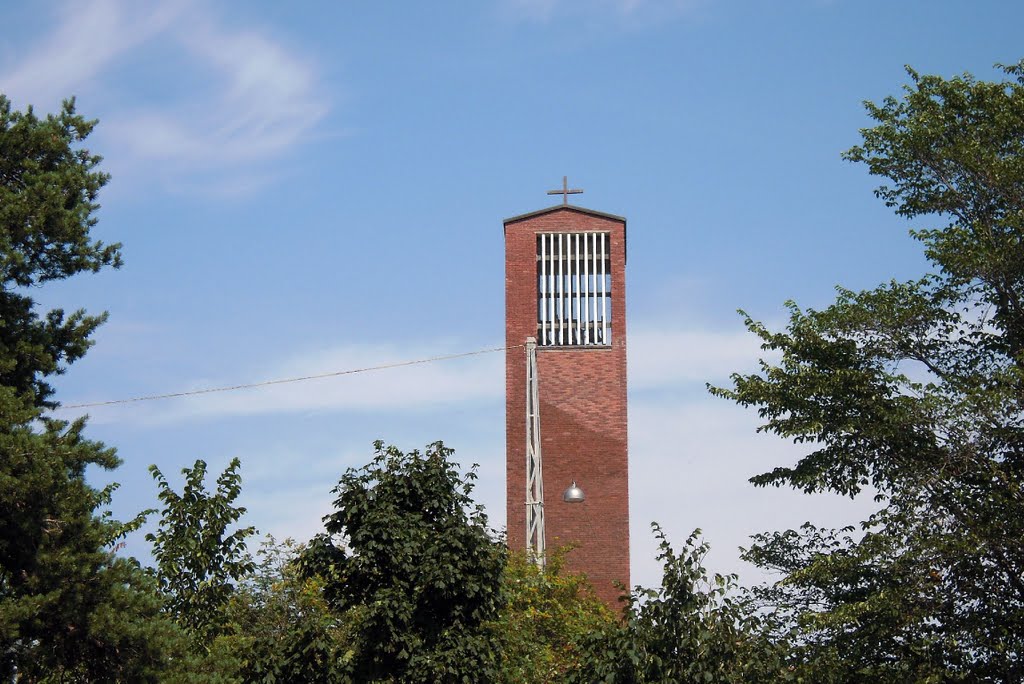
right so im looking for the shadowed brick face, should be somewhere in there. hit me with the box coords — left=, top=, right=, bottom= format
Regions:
left=505, top=206, right=629, bottom=609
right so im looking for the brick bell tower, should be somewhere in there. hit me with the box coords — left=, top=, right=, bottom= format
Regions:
left=504, top=178, right=629, bottom=607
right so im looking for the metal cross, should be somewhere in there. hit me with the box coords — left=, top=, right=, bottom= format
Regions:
left=547, top=176, right=583, bottom=206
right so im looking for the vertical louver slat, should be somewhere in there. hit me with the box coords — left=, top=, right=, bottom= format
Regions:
left=539, top=234, right=547, bottom=344
left=601, top=233, right=608, bottom=344
left=582, top=232, right=590, bottom=345
left=574, top=233, right=581, bottom=345
left=561, top=232, right=569, bottom=344
left=593, top=235, right=598, bottom=344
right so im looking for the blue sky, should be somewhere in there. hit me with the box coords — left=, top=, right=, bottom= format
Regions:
left=2, top=0, right=1020, bottom=589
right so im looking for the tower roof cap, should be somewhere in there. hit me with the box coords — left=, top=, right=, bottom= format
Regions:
left=503, top=203, right=626, bottom=227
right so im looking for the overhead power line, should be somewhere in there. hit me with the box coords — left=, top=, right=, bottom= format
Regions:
left=53, top=344, right=522, bottom=411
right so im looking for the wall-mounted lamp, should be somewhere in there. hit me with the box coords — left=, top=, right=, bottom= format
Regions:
left=562, top=480, right=585, bottom=503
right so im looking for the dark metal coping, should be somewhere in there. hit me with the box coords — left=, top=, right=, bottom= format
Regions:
left=503, top=204, right=627, bottom=263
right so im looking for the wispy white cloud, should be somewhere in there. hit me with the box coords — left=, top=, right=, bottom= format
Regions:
left=628, top=324, right=768, bottom=391
left=0, top=0, right=328, bottom=195
left=110, top=21, right=327, bottom=169
left=1, top=0, right=186, bottom=107
left=69, top=320, right=767, bottom=426
left=71, top=341, right=506, bottom=426
left=627, top=395, right=877, bottom=588
left=502, top=0, right=704, bottom=23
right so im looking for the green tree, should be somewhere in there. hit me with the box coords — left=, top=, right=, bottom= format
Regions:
left=299, top=440, right=506, bottom=683
left=0, top=95, right=179, bottom=681
left=217, top=536, right=351, bottom=683
left=714, top=61, right=1024, bottom=681
left=492, top=549, right=617, bottom=682
left=147, top=458, right=256, bottom=648
left=569, top=526, right=784, bottom=684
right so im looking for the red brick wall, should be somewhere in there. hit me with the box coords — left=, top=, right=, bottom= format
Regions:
left=505, top=206, right=629, bottom=609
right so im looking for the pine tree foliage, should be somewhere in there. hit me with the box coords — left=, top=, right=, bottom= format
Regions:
left=0, top=95, right=179, bottom=682
left=0, top=95, right=120, bottom=409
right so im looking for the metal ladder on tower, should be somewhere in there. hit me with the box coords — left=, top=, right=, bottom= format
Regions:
left=525, top=336, right=546, bottom=568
